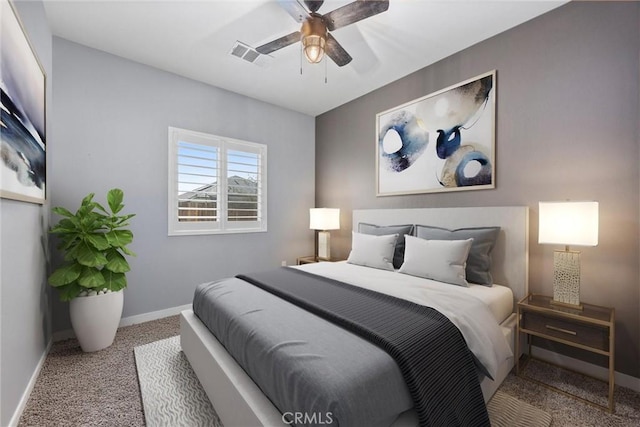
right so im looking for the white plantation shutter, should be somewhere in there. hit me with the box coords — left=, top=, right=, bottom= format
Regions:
left=226, top=148, right=262, bottom=223
left=168, top=127, right=267, bottom=235
left=177, top=141, right=219, bottom=222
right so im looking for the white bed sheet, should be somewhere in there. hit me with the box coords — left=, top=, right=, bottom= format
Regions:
left=294, top=261, right=513, bottom=381
left=460, top=282, right=513, bottom=324
left=295, top=261, right=513, bottom=323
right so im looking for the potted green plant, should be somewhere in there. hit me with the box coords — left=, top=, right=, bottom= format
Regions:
left=48, top=188, right=135, bottom=352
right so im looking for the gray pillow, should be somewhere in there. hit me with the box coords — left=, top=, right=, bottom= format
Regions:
left=415, top=225, right=500, bottom=286
left=358, top=223, right=414, bottom=269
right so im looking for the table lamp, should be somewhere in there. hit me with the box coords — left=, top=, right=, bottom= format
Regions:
left=309, top=208, right=340, bottom=261
left=538, top=201, right=599, bottom=310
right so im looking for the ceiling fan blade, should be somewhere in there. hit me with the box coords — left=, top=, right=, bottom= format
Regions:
left=303, top=0, right=324, bottom=13
left=324, top=0, right=389, bottom=31
left=256, top=31, right=301, bottom=55
left=325, top=33, right=352, bottom=67
left=276, top=0, right=309, bottom=23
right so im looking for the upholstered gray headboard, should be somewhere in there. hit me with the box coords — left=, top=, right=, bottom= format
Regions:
left=352, top=207, right=529, bottom=303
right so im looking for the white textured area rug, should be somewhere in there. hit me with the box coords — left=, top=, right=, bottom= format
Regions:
left=135, top=336, right=552, bottom=427
left=134, top=336, right=220, bottom=427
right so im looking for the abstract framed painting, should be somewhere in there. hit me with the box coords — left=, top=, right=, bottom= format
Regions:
left=376, top=70, right=495, bottom=196
left=1, top=0, right=46, bottom=204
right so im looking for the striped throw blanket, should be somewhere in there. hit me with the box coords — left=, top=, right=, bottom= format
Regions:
left=237, top=267, right=490, bottom=427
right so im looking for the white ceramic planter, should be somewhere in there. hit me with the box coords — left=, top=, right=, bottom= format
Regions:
left=69, top=290, right=124, bottom=352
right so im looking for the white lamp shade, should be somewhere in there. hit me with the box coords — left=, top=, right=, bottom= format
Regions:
left=538, top=201, right=599, bottom=246
left=309, top=208, right=340, bottom=231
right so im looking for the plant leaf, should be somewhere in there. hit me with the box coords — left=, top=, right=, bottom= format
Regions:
left=80, top=211, right=105, bottom=231
left=93, top=202, right=109, bottom=214
left=115, top=213, right=136, bottom=226
left=102, top=270, right=127, bottom=291
left=84, top=233, right=110, bottom=251
left=119, top=245, right=137, bottom=257
left=75, top=241, right=108, bottom=267
left=78, top=267, right=106, bottom=288
left=52, top=206, right=74, bottom=218
left=76, top=204, right=95, bottom=219
left=81, top=193, right=95, bottom=207
left=107, top=188, right=124, bottom=214
left=49, top=263, right=82, bottom=287
left=58, top=282, right=84, bottom=302
left=51, top=218, right=79, bottom=234
left=104, top=249, right=131, bottom=273
left=58, top=236, right=80, bottom=251
left=106, top=230, right=133, bottom=247
left=63, top=239, right=83, bottom=260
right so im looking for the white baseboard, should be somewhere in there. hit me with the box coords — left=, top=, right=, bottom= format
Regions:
left=118, top=303, right=192, bottom=327
left=531, top=346, right=640, bottom=393
left=8, top=339, right=52, bottom=427
left=52, top=303, right=192, bottom=342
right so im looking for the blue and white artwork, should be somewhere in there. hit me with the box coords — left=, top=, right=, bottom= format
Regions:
left=1, top=0, right=46, bottom=204
left=376, top=71, right=495, bottom=196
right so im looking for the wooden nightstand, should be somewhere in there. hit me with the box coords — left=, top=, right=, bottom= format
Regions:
left=296, top=256, right=343, bottom=265
left=516, top=293, right=615, bottom=412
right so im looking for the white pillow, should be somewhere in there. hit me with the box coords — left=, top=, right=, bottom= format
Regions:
left=399, top=235, right=473, bottom=287
left=347, top=232, right=397, bottom=271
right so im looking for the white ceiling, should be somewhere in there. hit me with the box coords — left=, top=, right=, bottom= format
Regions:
left=43, top=0, right=566, bottom=117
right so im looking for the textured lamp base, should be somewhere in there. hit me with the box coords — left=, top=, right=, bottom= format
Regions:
left=552, top=250, right=583, bottom=310
left=317, top=231, right=331, bottom=260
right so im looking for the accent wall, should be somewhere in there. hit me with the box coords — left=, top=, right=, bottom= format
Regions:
left=315, top=1, right=640, bottom=378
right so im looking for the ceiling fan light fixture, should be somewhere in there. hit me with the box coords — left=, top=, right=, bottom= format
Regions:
left=301, top=15, right=327, bottom=64
left=302, top=34, right=325, bottom=63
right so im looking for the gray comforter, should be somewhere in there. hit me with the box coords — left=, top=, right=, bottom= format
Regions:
left=193, top=277, right=413, bottom=427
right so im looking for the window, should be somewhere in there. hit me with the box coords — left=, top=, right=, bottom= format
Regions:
left=168, top=127, right=267, bottom=235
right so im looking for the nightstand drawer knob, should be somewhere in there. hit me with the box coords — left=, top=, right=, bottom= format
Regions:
left=545, top=324, right=577, bottom=336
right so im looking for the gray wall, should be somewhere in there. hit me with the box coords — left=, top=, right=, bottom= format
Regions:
left=0, top=1, right=52, bottom=425
left=316, top=1, right=640, bottom=378
left=51, top=38, right=315, bottom=332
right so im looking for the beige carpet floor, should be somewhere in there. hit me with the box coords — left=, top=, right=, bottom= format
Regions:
left=18, top=315, right=640, bottom=426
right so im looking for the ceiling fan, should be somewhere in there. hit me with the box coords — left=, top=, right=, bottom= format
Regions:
left=256, top=0, right=390, bottom=67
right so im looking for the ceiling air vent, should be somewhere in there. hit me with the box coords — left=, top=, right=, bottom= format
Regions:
left=229, top=41, right=273, bottom=68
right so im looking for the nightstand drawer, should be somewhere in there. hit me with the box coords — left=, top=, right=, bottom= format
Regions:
left=521, top=311, right=609, bottom=352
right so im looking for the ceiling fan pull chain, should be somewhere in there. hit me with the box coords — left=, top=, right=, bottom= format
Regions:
left=325, top=54, right=328, bottom=84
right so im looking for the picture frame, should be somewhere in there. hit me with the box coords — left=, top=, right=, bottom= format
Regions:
left=376, top=70, right=495, bottom=196
left=1, top=0, right=46, bottom=204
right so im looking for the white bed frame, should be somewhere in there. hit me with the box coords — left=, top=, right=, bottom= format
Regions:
left=181, top=206, right=529, bottom=427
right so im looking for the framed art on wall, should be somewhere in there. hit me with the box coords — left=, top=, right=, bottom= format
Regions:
left=376, top=70, right=495, bottom=196
left=0, top=0, right=46, bottom=204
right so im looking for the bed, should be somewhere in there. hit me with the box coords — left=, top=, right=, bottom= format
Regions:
left=180, top=206, right=529, bottom=426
